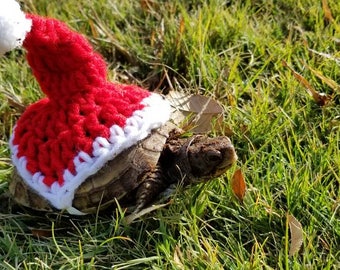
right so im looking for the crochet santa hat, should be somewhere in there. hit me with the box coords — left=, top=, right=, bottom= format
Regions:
left=0, top=0, right=170, bottom=214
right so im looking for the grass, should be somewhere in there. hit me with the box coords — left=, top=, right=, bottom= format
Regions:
left=0, top=0, right=339, bottom=268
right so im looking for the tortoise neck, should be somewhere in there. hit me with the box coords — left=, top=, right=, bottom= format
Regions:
left=161, top=137, right=196, bottom=185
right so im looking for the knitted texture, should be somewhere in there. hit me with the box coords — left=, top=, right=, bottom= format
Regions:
left=9, top=14, right=170, bottom=213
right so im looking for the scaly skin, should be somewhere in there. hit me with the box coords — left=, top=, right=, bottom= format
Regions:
left=134, top=134, right=237, bottom=211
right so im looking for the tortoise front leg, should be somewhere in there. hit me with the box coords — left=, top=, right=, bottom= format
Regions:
left=135, top=166, right=168, bottom=212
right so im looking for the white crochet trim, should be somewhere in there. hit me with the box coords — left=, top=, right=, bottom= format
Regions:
left=10, top=93, right=171, bottom=214
left=0, top=0, right=32, bottom=55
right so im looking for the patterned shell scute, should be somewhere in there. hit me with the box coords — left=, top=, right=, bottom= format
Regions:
left=71, top=122, right=175, bottom=213
left=9, top=122, right=176, bottom=213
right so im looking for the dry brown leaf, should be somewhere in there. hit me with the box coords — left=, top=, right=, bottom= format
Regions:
left=175, top=17, right=185, bottom=49
left=231, top=168, right=246, bottom=203
left=31, top=228, right=53, bottom=238
left=282, top=60, right=330, bottom=106
left=287, top=214, right=304, bottom=256
left=303, top=62, right=340, bottom=93
left=322, top=0, right=334, bottom=23
left=88, top=19, right=99, bottom=39
left=167, top=91, right=224, bottom=133
left=140, top=0, right=157, bottom=11
left=179, top=17, right=185, bottom=36
left=30, top=226, right=68, bottom=238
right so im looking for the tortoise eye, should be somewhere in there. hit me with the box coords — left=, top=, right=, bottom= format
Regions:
left=206, top=150, right=222, bottom=162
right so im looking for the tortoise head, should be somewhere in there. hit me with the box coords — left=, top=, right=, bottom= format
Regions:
left=163, top=135, right=237, bottom=185
left=184, top=135, right=237, bottom=184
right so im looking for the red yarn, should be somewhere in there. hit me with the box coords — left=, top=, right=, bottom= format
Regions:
left=24, top=14, right=107, bottom=101
left=13, top=14, right=151, bottom=186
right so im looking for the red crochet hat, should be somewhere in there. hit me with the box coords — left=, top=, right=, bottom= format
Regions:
left=0, top=1, right=170, bottom=214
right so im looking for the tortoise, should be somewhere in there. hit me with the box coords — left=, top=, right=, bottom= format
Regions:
left=9, top=121, right=237, bottom=214
left=0, top=3, right=237, bottom=215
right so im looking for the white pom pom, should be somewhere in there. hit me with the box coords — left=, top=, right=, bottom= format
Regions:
left=0, top=0, right=32, bottom=55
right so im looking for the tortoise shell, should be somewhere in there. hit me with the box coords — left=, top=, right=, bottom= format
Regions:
left=9, top=122, right=237, bottom=214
